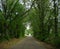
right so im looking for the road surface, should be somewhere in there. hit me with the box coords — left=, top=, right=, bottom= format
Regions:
left=9, top=37, right=47, bottom=49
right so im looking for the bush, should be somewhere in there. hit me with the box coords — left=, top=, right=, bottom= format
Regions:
left=53, top=37, right=60, bottom=49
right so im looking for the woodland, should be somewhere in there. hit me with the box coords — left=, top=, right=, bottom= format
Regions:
left=0, top=0, right=60, bottom=49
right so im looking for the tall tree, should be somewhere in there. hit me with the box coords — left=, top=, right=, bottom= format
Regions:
left=53, top=0, right=58, bottom=36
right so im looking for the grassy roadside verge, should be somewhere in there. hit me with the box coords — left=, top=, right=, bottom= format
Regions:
left=0, top=37, right=25, bottom=49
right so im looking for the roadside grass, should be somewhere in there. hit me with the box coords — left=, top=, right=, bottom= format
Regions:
left=0, top=38, right=23, bottom=49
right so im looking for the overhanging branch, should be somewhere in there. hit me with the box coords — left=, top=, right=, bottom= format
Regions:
left=11, top=0, right=35, bottom=22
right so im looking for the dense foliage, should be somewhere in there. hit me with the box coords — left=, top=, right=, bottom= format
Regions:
left=28, top=0, right=60, bottom=49
left=0, top=0, right=26, bottom=41
left=0, top=0, right=60, bottom=49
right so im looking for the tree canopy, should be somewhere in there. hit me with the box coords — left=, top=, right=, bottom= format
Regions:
left=0, top=0, right=60, bottom=49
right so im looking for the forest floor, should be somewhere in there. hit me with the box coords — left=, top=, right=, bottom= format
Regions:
left=0, top=37, right=55, bottom=49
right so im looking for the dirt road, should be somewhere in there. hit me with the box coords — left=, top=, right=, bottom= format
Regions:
left=9, top=37, right=48, bottom=49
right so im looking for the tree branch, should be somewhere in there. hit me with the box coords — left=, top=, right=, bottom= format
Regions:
left=11, top=0, right=35, bottom=22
